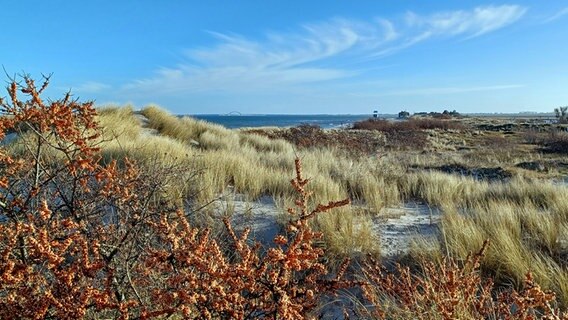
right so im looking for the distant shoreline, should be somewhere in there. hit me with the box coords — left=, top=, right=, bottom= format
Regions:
left=179, top=112, right=558, bottom=129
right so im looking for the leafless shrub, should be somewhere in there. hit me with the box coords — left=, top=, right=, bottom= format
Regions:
left=361, top=240, right=568, bottom=319
left=541, top=130, right=568, bottom=153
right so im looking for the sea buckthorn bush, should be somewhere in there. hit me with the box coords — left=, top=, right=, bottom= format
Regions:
left=0, top=75, right=350, bottom=319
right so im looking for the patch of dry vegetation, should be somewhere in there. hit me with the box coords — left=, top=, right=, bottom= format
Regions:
left=246, top=124, right=385, bottom=154
left=363, top=241, right=568, bottom=319
left=352, top=118, right=465, bottom=131
left=542, top=130, right=568, bottom=154
left=97, top=106, right=382, bottom=257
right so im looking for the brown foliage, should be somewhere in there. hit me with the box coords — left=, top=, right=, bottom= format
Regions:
left=247, top=124, right=385, bottom=154
left=361, top=240, right=567, bottom=319
left=136, top=159, right=352, bottom=319
left=350, top=118, right=467, bottom=149
left=0, top=74, right=126, bottom=319
left=0, top=75, right=351, bottom=319
left=286, top=124, right=326, bottom=148
left=541, top=130, right=568, bottom=154
left=352, top=118, right=465, bottom=132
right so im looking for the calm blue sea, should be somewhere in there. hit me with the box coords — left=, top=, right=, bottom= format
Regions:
left=189, top=114, right=395, bottom=129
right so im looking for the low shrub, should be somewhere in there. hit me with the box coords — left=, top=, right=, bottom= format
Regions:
left=285, top=123, right=327, bottom=148
left=541, top=130, right=568, bottom=153
left=0, top=75, right=352, bottom=319
left=521, top=128, right=542, bottom=145
left=384, top=130, right=428, bottom=149
left=248, top=124, right=385, bottom=154
left=352, top=118, right=465, bottom=132
left=482, top=134, right=515, bottom=150
left=361, top=241, right=568, bottom=319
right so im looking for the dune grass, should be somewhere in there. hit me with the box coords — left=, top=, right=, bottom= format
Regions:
left=97, top=105, right=142, bottom=140
left=96, top=106, right=384, bottom=257
left=438, top=197, right=568, bottom=305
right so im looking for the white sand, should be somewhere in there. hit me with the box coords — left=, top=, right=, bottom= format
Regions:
left=215, top=194, right=441, bottom=257
left=373, top=202, right=441, bottom=256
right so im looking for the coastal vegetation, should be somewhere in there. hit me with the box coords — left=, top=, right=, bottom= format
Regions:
left=1, top=75, right=568, bottom=318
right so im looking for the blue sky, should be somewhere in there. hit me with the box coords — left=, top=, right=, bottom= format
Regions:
left=2, top=1, right=567, bottom=114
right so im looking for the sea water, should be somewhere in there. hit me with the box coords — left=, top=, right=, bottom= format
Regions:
left=189, top=114, right=395, bottom=129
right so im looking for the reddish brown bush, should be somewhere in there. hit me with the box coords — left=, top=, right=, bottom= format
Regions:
left=361, top=240, right=567, bottom=319
left=136, top=159, right=352, bottom=319
left=0, top=75, right=351, bottom=319
left=247, top=124, right=385, bottom=154
left=521, top=128, right=542, bottom=145
left=350, top=118, right=465, bottom=150
left=352, top=118, right=464, bottom=132
left=285, top=124, right=328, bottom=148
left=0, top=74, right=123, bottom=319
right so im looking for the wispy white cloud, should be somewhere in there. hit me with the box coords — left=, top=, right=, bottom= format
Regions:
left=372, top=5, right=526, bottom=57
left=544, top=7, right=568, bottom=23
left=125, top=18, right=392, bottom=94
left=407, top=5, right=526, bottom=38
left=191, top=21, right=360, bottom=69
left=72, top=81, right=111, bottom=93
left=125, top=65, right=351, bottom=94
left=124, top=5, right=527, bottom=96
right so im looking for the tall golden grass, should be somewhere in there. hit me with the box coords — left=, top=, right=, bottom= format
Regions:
left=95, top=106, right=383, bottom=256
